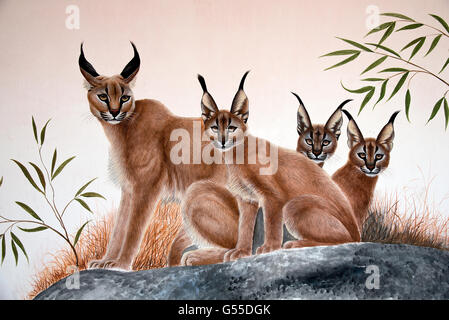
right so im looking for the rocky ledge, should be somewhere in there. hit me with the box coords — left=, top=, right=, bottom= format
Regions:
left=35, top=242, right=449, bottom=300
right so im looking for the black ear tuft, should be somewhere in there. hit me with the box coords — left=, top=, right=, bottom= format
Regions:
left=344, top=110, right=364, bottom=149
left=120, top=42, right=140, bottom=81
left=292, top=92, right=312, bottom=136
left=238, top=70, right=250, bottom=91
left=388, top=110, right=400, bottom=124
left=342, top=109, right=354, bottom=121
left=197, top=74, right=208, bottom=93
left=79, top=43, right=99, bottom=77
left=230, top=72, right=250, bottom=123
left=337, top=99, right=353, bottom=110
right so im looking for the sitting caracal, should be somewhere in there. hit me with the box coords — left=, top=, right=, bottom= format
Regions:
left=182, top=72, right=360, bottom=263
left=293, top=93, right=351, bottom=167
left=332, top=110, right=399, bottom=228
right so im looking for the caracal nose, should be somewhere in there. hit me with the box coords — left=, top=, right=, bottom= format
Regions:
left=312, top=149, right=321, bottom=157
left=366, top=163, right=375, bottom=171
left=110, top=109, right=120, bottom=118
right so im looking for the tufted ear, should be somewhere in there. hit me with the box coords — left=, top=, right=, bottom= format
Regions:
left=79, top=43, right=101, bottom=87
left=377, top=111, right=400, bottom=152
left=291, top=92, right=312, bottom=136
left=197, top=74, right=219, bottom=122
left=342, top=110, right=364, bottom=149
left=120, top=42, right=140, bottom=83
left=325, top=99, right=352, bottom=140
left=230, top=71, right=250, bottom=123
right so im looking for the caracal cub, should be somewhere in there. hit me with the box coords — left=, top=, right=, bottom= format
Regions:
left=195, top=72, right=359, bottom=261
left=293, top=93, right=351, bottom=167
left=332, top=110, right=399, bottom=228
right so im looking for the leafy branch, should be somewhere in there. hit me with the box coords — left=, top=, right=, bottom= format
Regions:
left=321, top=12, right=449, bottom=129
left=0, top=117, right=105, bottom=266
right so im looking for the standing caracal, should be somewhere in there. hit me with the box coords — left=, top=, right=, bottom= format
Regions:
left=79, top=43, right=239, bottom=270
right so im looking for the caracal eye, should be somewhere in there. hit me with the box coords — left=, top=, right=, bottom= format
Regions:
left=211, top=126, right=218, bottom=133
left=322, top=140, right=330, bottom=146
left=98, top=94, right=108, bottom=101
left=121, top=95, right=130, bottom=102
left=375, top=154, right=384, bottom=160
left=305, top=139, right=313, bottom=145
left=228, top=125, right=237, bottom=132
left=357, top=152, right=366, bottom=159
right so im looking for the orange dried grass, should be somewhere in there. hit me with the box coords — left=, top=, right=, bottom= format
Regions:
left=27, top=200, right=181, bottom=299
left=362, top=190, right=449, bottom=249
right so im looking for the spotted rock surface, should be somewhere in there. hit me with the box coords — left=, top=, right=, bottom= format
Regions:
left=35, top=242, right=449, bottom=300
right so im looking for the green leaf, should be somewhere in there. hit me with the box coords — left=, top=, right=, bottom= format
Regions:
left=18, top=226, right=48, bottom=233
left=361, top=78, right=385, bottom=82
left=365, top=22, right=393, bottom=37
left=15, top=201, right=43, bottom=222
left=40, top=119, right=51, bottom=145
left=401, top=37, right=425, bottom=52
left=341, top=82, right=374, bottom=94
left=11, top=160, right=44, bottom=195
left=320, top=50, right=360, bottom=57
left=52, top=156, right=75, bottom=181
left=81, top=192, right=106, bottom=200
left=337, top=38, right=373, bottom=52
left=444, top=98, right=449, bottom=130
left=324, top=52, right=360, bottom=71
left=409, top=37, right=425, bottom=60
left=28, top=162, right=46, bottom=191
left=405, top=89, right=411, bottom=122
left=51, top=148, right=57, bottom=176
left=381, top=12, right=415, bottom=22
left=75, top=198, right=92, bottom=213
left=32, top=117, right=38, bottom=144
left=359, top=88, right=375, bottom=114
left=439, top=57, right=449, bottom=74
left=361, top=56, right=388, bottom=75
left=425, top=34, right=442, bottom=57
left=11, top=232, right=28, bottom=263
left=11, top=239, right=18, bottom=266
left=365, top=43, right=401, bottom=58
left=429, top=14, right=449, bottom=34
left=377, top=22, right=396, bottom=47
left=374, top=79, right=389, bottom=107
left=74, top=221, right=90, bottom=246
left=379, top=67, right=409, bottom=73
left=75, top=178, right=97, bottom=197
left=388, top=72, right=409, bottom=101
left=396, top=23, right=423, bottom=31
left=1, top=235, right=5, bottom=265
left=427, top=97, right=444, bottom=123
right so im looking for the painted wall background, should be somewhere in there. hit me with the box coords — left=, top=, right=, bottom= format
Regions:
left=0, top=0, right=448, bottom=298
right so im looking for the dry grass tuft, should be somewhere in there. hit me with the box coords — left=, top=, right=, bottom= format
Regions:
left=362, top=191, right=449, bottom=250
left=27, top=200, right=181, bottom=299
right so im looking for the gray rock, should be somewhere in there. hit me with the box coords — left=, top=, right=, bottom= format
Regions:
left=34, top=242, right=449, bottom=300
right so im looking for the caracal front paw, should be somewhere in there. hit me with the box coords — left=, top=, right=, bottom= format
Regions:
left=223, top=248, right=251, bottom=262
left=88, top=258, right=132, bottom=270
left=256, top=243, right=281, bottom=255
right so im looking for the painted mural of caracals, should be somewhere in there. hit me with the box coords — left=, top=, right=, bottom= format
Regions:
left=0, top=3, right=448, bottom=302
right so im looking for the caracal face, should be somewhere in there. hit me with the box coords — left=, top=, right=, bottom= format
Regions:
left=79, top=42, right=140, bottom=124
left=344, top=109, right=399, bottom=177
left=293, top=92, right=351, bottom=166
left=198, top=72, right=250, bottom=152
